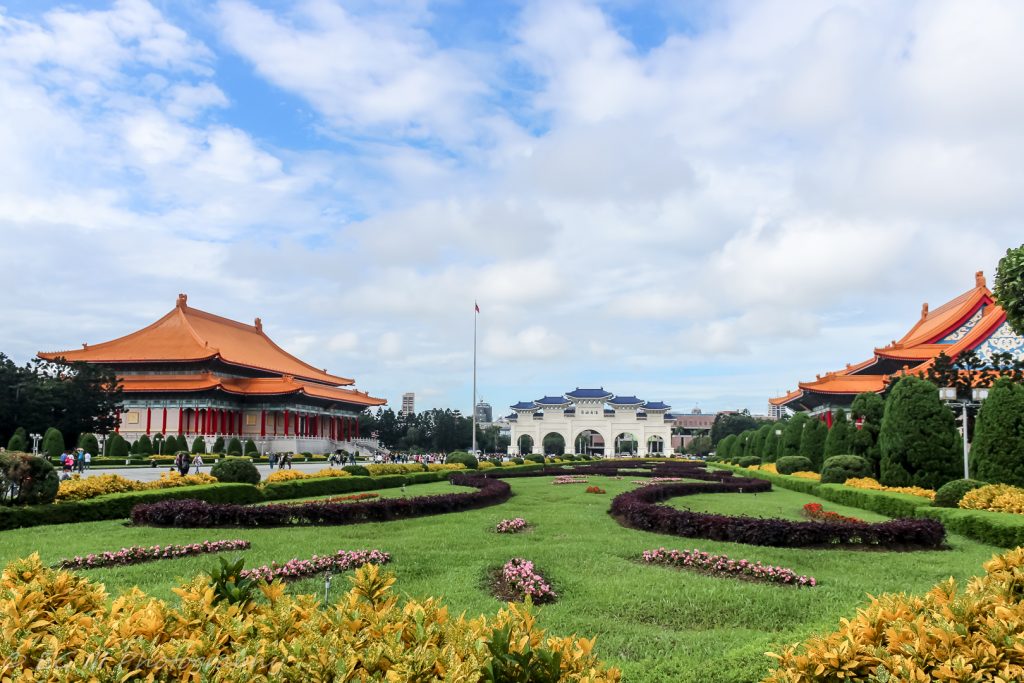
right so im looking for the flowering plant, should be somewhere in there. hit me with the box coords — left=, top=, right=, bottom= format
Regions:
left=631, top=477, right=684, bottom=485
left=802, top=502, right=863, bottom=524
left=642, top=547, right=816, bottom=587
left=240, top=549, right=391, bottom=582
left=322, top=492, right=380, bottom=503
left=498, top=558, right=557, bottom=603
left=586, top=486, right=606, bottom=494
left=552, top=475, right=589, bottom=485
left=496, top=518, right=528, bottom=533
left=58, top=540, right=250, bottom=569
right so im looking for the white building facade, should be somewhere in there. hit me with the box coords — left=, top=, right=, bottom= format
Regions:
left=507, top=388, right=675, bottom=457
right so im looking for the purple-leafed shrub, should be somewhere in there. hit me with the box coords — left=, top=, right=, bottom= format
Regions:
left=131, top=475, right=511, bottom=528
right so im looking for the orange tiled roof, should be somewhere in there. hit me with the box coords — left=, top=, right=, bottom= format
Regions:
left=771, top=271, right=1009, bottom=407
left=119, top=374, right=385, bottom=407
left=38, top=294, right=354, bottom=386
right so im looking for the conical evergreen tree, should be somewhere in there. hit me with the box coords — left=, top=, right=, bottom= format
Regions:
left=824, top=409, right=854, bottom=457
left=226, top=437, right=243, bottom=456
left=7, top=428, right=28, bottom=452
left=191, top=436, right=207, bottom=454
left=41, top=427, right=64, bottom=459
left=763, top=425, right=781, bottom=462
left=129, top=439, right=141, bottom=455
left=244, top=439, right=258, bottom=456
left=851, top=392, right=885, bottom=476
left=137, top=434, right=153, bottom=456
left=971, top=378, right=1024, bottom=486
left=162, top=435, right=179, bottom=454
left=212, top=436, right=226, bottom=454
left=879, top=376, right=960, bottom=489
left=109, top=434, right=130, bottom=459
left=799, top=418, right=828, bottom=471
left=780, top=413, right=809, bottom=457
left=151, top=433, right=164, bottom=455
left=77, top=433, right=99, bottom=456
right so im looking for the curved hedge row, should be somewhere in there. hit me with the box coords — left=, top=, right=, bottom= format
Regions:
left=131, top=474, right=511, bottom=528
left=608, top=478, right=946, bottom=549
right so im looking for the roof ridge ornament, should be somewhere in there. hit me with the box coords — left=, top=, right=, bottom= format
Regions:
left=976, top=270, right=986, bottom=288
left=921, top=302, right=929, bottom=318
left=254, top=317, right=262, bottom=332
left=177, top=293, right=188, bottom=308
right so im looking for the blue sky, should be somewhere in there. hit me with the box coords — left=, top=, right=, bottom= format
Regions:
left=1, top=0, right=1022, bottom=417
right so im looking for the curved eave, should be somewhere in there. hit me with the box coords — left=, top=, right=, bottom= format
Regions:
left=769, top=388, right=804, bottom=406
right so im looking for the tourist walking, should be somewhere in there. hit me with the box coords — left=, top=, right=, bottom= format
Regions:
left=83, top=450, right=91, bottom=471
left=75, top=449, right=85, bottom=473
left=192, top=454, right=204, bottom=473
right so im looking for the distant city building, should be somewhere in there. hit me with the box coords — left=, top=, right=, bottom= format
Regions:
left=672, top=407, right=716, bottom=451
left=768, top=402, right=789, bottom=421
left=401, top=392, right=415, bottom=417
left=475, top=399, right=493, bottom=424
left=508, top=388, right=673, bottom=456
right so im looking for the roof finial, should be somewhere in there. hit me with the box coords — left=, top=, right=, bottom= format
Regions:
left=177, top=293, right=188, bottom=308
left=976, top=270, right=986, bottom=288
left=921, top=302, right=929, bottom=318
left=254, top=317, right=262, bottom=331
left=82, top=343, right=88, bottom=349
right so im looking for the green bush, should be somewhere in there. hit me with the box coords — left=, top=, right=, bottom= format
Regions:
left=798, top=418, right=827, bottom=471
left=137, top=435, right=154, bottom=456
left=970, top=379, right=1024, bottom=486
left=934, top=479, right=988, bottom=508
left=779, top=413, right=809, bottom=458
left=7, top=431, right=28, bottom=453
left=816, top=483, right=933, bottom=519
left=109, top=434, right=130, bottom=459
left=525, top=454, right=545, bottom=464
left=244, top=439, right=258, bottom=456
left=342, top=465, right=370, bottom=477
left=77, top=433, right=99, bottom=456
left=735, top=467, right=821, bottom=495
left=819, top=455, right=873, bottom=484
left=916, top=506, right=1024, bottom=548
left=879, top=375, right=960, bottom=490
left=210, top=457, right=260, bottom=485
left=41, top=428, right=64, bottom=459
left=211, top=437, right=226, bottom=453
left=823, top=410, right=854, bottom=458
left=738, top=456, right=761, bottom=467
left=776, top=456, right=813, bottom=475
left=0, top=483, right=262, bottom=531
left=226, top=437, right=243, bottom=457
left=446, top=451, right=479, bottom=469
left=191, top=436, right=207, bottom=455
left=513, top=457, right=525, bottom=465
left=0, top=452, right=59, bottom=505
left=850, top=392, right=885, bottom=476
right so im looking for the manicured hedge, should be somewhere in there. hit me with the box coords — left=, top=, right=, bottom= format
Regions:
left=731, top=468, right=822, bottom=496
left=262, top=474, right=408, bottom=501
left=132, top=475, right=512, bottom=528
left=916, top=507, right=1024, bottom=548
left=813, top=484, right=933, bottom=519
left=0, top=484, right=262, bottom=531
left=609, top=480, right=946, bottom=549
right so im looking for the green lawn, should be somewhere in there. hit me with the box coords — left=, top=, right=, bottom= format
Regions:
left=0, top=475, right=1003, bottom=682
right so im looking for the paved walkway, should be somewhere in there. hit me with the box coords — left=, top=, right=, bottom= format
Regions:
left=73, top=461, right=348, bottom=483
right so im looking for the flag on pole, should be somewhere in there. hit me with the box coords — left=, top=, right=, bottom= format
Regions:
left=475, top=302, right=480, bottom=313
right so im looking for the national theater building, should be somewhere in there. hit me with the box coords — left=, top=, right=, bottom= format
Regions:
left=771, top=272, right=1024, bottom=415
left=507, top=388, right=675, bottom=457
left=38, top=294, right=385, bottom=453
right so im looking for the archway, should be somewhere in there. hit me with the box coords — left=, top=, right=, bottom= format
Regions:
left=517, top=434, right=535, bottom=455
left=614, top=432, right=638, bottom=456
left=574, top=430, right=605, bottom=457
left=647, top=435, right=665, bottom=455
left=543, top=432, right=566, bottom=455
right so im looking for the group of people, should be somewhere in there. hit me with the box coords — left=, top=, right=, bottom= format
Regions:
left=173, top=451, right=204, bottom=476
left=59, top=449, right=90, bottom=477
left=268, top=452, right=293, bottom=469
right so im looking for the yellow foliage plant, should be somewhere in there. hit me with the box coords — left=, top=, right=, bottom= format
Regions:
left=263, top=468, right=352, bottom=484
left=960, top=483, right=1024, bottom=514
left=753, top=463, right=779, bottom=474
left=843, top=477, right=936, bottom=500
left=789, top=471, right=820, bottom=481
left=56, top=471, right=218, bottom=502
left=764, top=547, right=1024, bottom=682
left=426, top=463, right=468, bottom=472
left=0, top=555, right=620, bottom=682
left=365, top=463, right=429, bottom=476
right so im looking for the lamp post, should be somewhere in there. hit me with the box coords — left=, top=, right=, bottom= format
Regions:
left=939, top=386, right=989, bottom=480
left=98, top=434, right=107, bottom=458
left=30, top=433, right=42, bottom=456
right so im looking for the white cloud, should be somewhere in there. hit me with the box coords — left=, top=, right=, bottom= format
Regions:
left=484, top=326, right=567, bottom=360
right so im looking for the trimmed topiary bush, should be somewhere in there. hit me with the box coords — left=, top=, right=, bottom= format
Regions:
left=109, top=434, right=130, bottom=459
left=799, top=419, right=827, bottom=472
left=777, top=456, right=814, bottom=476
left=970, top=379, right=1024, bottom=487
left=210, top=457, right=260, bottom=485
left=0, top=452, right=59, bottom=505
left=525, top=454, right=545, bottom=464
left=41, top=428, right=64, bottom=460
left=513, top=457, right=525, bottom=465
left=934, top=479, right=988, bottom=508
left=211, top=437, right=225, bottom=453
left=191, top=436, right=207, bottom=455
left=226, top=437, right=243, bottom=457
left=879, top=376, right=960, bottom=490
left=77, top=433, right=99, bottom=456
left=445, top=451, right=478, bottom=469
left=738, top=456, right=762, bottom=468
left=244, top=439, right=258, bottom=456
left=342, top=464, right=370, bottom=477
left=820, top=455, right=873, bottom=484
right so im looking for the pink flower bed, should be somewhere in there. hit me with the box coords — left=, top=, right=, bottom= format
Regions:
left=500, top=557, right=557, bottom=603
left=641, top=547, right=817, bottom=588
left=631, top=477, right=685, bottom=485
left=240, top=549, right=390, bottom=582
left=552, top=475, right=589, bottom=485
left=58, top=540, right=251, bottom=569
left=496, top=518, right=528, bottom=533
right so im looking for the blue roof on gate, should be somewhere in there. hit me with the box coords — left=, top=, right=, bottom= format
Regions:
left=566, top=388, right=613, bottom=399
left=511, top=401, right=537, bottom=410
left=609, top=395, right=643, bottom=405
left=534, top=396, right=570, bottom=405
left=643, top=401, right=671, bottom=410
left=507, top=413, right=518, bottom=421
left=664, top=413, right=677, bottom=420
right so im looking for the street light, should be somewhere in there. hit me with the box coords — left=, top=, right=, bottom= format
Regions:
left=940, top=386, right=989, bottom=479
left=30, top=433, right=42, bottom=456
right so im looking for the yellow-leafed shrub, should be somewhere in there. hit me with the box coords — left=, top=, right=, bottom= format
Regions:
left=751, top=463, right=778, bottom=474
left=478, top=461, right=497, bottom=469
left=789, top=471, right=820, bottom=481
left=844, top=476, right=936, bottom=500
left=366, top=462, right=427, bottom=476
left=56, top=471, right=218, bottom=502
left=263, top=467, right=351, bottom=484
left=426, top=463, right=467, bottom=472
left=960, top=483, right=1024, bottom=514
left=0, top=555, right=620, bottom=682
left=764, top=547, right=1024, bottom=682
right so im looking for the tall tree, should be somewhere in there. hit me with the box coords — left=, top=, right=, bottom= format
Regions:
left=970, top=379, right=1024, bottom=486
left=823, top=409, right=853, bottom=457
left=41, top=427, right=64, bottom=459
left=780, top=412, right=809, bottom=458
left=710, top=411, right=759, bottom=446
left=799, top=418, right=828, bottom=471
left=879, top=376, right=960, bottom=489
left=850, top=392, right=885, bottom=476
left=995, top=244, right=1024, bottom=335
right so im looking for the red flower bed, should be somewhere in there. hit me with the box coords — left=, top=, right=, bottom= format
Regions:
left=586, top=486, right=606, bottom=494
left=802, top=502, right=863, bottom=524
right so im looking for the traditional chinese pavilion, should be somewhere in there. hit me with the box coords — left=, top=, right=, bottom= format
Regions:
left=771, top=271, right=1024, bottom=413
left=38, top=294, right=385, bottom=453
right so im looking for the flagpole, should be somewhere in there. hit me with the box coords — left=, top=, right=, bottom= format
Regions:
left=472, top=301, right=478, bottom=457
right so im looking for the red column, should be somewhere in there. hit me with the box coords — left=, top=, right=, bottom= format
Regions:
left=239, top=410, right=244, bottom=437
left=260, top=410, right=266, bottom=438
left=273, top=411, right=278, bottom=436
left=199, top=409, right=206, bottom=435
left=145, top=406, right=152, bottom=435
left=294, top=412, right=299, bottom=436
left=329, top=417, right=335, bottom=440
left=178, top=407, right=184, bottom=435
left=283, top=409, right=290, bottom=436
left=162, top=407, right=168, bottom=435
